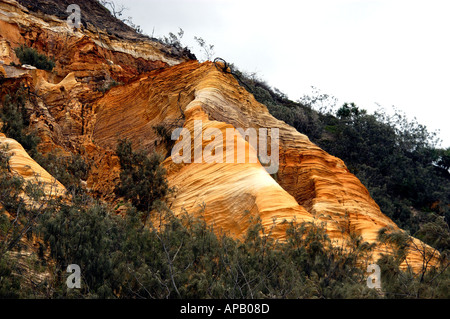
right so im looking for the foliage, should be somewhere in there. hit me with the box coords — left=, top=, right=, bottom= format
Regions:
left=157, top=28, right=196, bottom=60
left=0, top=145, right=58, bottom=297
left=14, top=45, right=55, bottom=71
left=38, top=200, right=125, bottom=298
left=97, top=79, right=122, bottom=93
left=336, top=102, right=366, bottom=119
left=317, top=106, right=449, bottom=234
left=35, top=151, right=90, bottom=196
left=194, top=36, right=215, bottom=61
left=37, top=202, right=382, bottom=299
left=1, top=143, right=449, bottom=298
left=97, top=0, right=143, bottom=34
left=436, top=147, right=450, bottom=172
left=229, top=67, right=325, bottom=141
left=233, top=68, right=449, bottom=236
left=153, top=124, right=173, bottom=147
left=160, top=28, right=185, bottom=51
left=0, top=90, right=40, bottom=157
left=377, top=226, right=450, bottom=298
left=115, top=139, right=171, bottom=215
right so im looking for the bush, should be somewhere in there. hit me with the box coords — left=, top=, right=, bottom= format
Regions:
left=243, top=69, right=450, bottom=235
left=317, top=107, right=450, bottom=233
left=1, top=147, right=448, bottom=299
left=0, top=145, right=55, bottom=298
left=377, top=226, right=450, bottom=298
left=14, top=45, right=55, bottom=71
left=0, top=90, right=40, bottom=157
left=37, top=202, right=382, bottom=299
left=35, top=151, right=90, bottom=195
left=115, top=139, right=171, bottom=215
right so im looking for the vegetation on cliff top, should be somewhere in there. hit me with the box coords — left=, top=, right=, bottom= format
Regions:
left=231, top=68, right=450, bottom=242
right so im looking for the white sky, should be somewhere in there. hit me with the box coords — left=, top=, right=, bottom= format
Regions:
left=112, top=0, right=450, bottom=147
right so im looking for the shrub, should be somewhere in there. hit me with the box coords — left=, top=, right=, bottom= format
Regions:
left=1, top=149, right=448, bottom=299
left=14, top=45, right=55, bottom=71
left=39, top=201, right=126, bottom=298
left=0, top=146, right=55, bottom=298
left=35, top=151, right=90, bottom=195
left=0, top=91, right=40, bottom=157
left=115, top=139, right=171, bottom=215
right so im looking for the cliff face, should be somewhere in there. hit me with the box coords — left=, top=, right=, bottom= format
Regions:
left=0, top=132, right=66, bottom=197
left=0, top=0, right=192, bottom=84
left=0, top=0, right=437, bottom=270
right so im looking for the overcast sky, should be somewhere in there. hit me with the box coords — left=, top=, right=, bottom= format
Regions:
left=111, top=0, right=450, bottom=147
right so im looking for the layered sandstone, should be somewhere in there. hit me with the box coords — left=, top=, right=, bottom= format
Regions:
left=0, top=0, right=191, bottom=87
left=0, top=133, right=66, bottom=197
left=92, top=61, right=438, bottom=269
left=0, top=0, right=439, bottom=271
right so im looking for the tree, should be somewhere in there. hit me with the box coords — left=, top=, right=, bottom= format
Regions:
left=194, top=36, right=215, bottom=61
left=0, top=91, right=40, bottom=157
left=97, top=0, right=143, bottom=33
left=437, top=148, right=450, bottom=172
left=161, top=28, right=185, bottom=50
left=336, top=102, right=366, bottom=120
left=115, top=139, right=171, bottom=216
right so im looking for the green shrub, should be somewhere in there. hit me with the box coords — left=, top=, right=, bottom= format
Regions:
left=39, top=201, right=126, bottom=298
left=377, top=226, right=450, bottom=298
left=14, top=45, right=55, bottom=71
left=35, top=151, right=90, bottom=195
left=235, top=64, right=450, bottom=235
left=115, top=139, right=172, bottom=215
left=1, top=148, right=448, bottom=299
left=0, top=146, right=54, bottom=298
left=0, top=91, right=40, bottom=157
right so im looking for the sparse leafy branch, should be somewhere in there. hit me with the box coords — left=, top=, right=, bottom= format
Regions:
left=160, top=28, right=185, bottom=50
left=377, top=226, right=449, bottom=298
left=97, top=0, right=143, bottom=33
left=98, top=0, right=127, bottom=18
left=194, top=36, right=215, bottom=61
